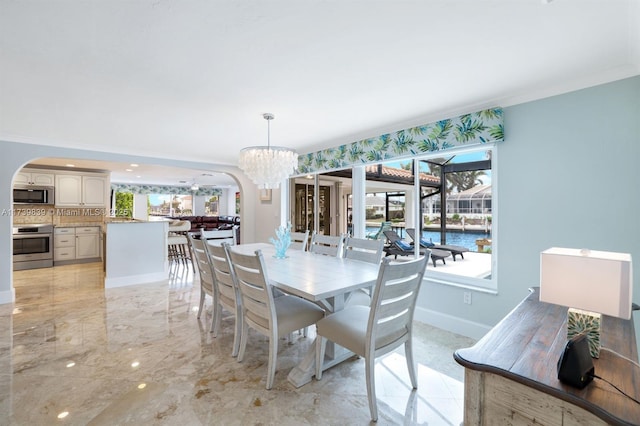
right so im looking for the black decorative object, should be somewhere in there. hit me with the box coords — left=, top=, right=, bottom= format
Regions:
left=557, top=333, right=594, bottom=389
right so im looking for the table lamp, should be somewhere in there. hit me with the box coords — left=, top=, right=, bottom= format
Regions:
left=540, top=247, right=633, bottom=358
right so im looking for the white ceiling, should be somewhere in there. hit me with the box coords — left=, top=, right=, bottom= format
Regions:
left=1, top=0, right=639, bottom=186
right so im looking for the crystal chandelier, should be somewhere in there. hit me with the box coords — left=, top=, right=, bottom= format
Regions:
left=238, top=113, right=298, bottom=189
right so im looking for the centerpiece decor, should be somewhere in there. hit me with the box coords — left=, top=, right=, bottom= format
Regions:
left=270, top=222, right=292, bottom=259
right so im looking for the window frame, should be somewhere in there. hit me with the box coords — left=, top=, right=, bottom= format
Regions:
left=411, top=145, right=497, bottom=292
left=287, top=143, right=498, bottom=293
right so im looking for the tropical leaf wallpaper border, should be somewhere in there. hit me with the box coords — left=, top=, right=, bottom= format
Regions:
left=112, top=183, right=222, bottom=197
left=297, top=107, right=503, bottom=174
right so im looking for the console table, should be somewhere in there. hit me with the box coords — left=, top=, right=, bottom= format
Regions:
left=454, top=288, right=640, bottom=425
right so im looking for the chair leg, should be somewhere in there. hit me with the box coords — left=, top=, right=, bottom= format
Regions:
left=231, top=312, right=242, bottom=357
left=315, top=336, right=326, bottom=380
left=405, top=339, right=418, bottom=389
left=266, top=331, right=278, bottom=390
left=183, top=244, right=190, bottom=264
left=210, top=302, right=221, bottom=336
left=237, top=320, right=249, bottom=362
left=197, top=291, right=205, bottom=319
left=365, top=356, right=378, bottom=422
left=186, top=243, right=195, bottom=270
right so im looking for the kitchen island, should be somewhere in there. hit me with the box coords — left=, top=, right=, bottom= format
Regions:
left=104, top=220, right=168, bottom=288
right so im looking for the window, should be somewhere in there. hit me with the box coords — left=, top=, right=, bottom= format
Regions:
left=148, top=193, right=192, bottom=217
left=113, top=192, right=133, bottom=218
left=204, top=195, right=219, bottom=216
left=415, top=147, right=495, bottom=291
left=291, top=145, right=496, bottom=291
left=365, top=160, right=413, bottom=241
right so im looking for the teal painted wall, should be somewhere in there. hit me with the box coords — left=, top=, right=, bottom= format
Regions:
left=418, top=75, right=640, bottom=345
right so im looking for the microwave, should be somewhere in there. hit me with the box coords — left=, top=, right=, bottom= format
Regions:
left=13, top=185, right=55, bottom=204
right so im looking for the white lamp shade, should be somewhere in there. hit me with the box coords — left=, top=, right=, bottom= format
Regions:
left=540, top=247, right=633, bottom=320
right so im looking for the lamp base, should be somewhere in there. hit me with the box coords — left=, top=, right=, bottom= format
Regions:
left=567, top=308, right=601, bottom=358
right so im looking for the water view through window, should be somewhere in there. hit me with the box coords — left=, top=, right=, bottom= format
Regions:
left=290, top=146, right=495, bottom=289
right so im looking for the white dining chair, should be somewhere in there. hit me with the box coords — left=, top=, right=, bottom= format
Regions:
left=227, top=247, right=325, bottom=390
left=187, top=233, right=217, bottom=332
left=308, top=232, right=345, bottom=257
left=289, top=230, right=310, bottom=251
left=205, top=242, right=243, bottom=357
left=201, top=227, right=237, bottom=246
left=315, top=255, right=429, bottom=422
left=343, top=236, right=384, bottom=263
left=342, top=236, right=385, bottom=306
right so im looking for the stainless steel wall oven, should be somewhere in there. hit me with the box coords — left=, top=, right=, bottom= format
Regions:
left=13, top=224, right=54, bottom=270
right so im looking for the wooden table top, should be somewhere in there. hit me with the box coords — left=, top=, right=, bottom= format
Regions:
left=454, top=287, right=640, bottom=426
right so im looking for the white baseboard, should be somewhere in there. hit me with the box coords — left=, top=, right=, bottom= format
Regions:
left=414, top=306, right=492, bottom=340
left=0, top=288, right=15, bottom=305
left=105, top=272, right=167, bottom=289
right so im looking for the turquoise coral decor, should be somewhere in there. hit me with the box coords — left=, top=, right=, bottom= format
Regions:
left=297, top=107, right=503, bottom=174
left=270, top=223, right=292, bottom=259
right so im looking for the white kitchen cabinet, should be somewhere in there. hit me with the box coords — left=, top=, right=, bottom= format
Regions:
left=55, top=173, right=108, bottom=207
left=54, top=226, right=101, bottom=263
left=54, top=227, right=76, bottom=262
left=14, top=169, right=55, bottom=186
left=75, top=227, right=100, bottom=259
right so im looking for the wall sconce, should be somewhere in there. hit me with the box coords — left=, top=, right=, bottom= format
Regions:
left=539, top=247, right=633, bottom=358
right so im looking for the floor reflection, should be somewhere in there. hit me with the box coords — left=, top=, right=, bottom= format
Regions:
left=6, top=262, right=476, bottom=425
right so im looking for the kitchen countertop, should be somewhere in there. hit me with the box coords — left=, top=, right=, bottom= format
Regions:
left=55, top=222, right=104, bottom=227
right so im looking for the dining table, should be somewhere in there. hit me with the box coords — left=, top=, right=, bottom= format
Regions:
left=230, top=242, right=381, bottom=387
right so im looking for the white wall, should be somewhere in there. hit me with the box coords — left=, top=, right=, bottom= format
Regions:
left=415, top=76, right=640, bottom=345
left=222, top=188, right=239, bottom=216
left=254, top=187, right=282, bottom=244
left=0, top=142, right=264, bottom=303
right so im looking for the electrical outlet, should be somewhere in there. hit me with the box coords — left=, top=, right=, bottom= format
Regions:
left=463, top=291, right=472, bottom=305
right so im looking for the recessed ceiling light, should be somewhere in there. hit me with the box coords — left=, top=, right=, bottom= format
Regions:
left=130, top=164, right=139, bottom=167
left=138, top=383, right=147, bottom=389
left=136, top=175, right=142, bottom=178
left=66, top=361, right=75, bottom=368
left=57, top=412, right=69, bottom=419
left=66, top=164, right=75, bottom=167
left=125, top=169, right=133, bottom=172
left=131, top=361, right=140, bottom=368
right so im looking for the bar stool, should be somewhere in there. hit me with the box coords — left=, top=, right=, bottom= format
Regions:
left=168, top=220, right=193, bottom=268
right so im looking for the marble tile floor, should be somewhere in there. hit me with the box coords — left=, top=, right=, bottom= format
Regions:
left=2, top=262, right=476, bottom=425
